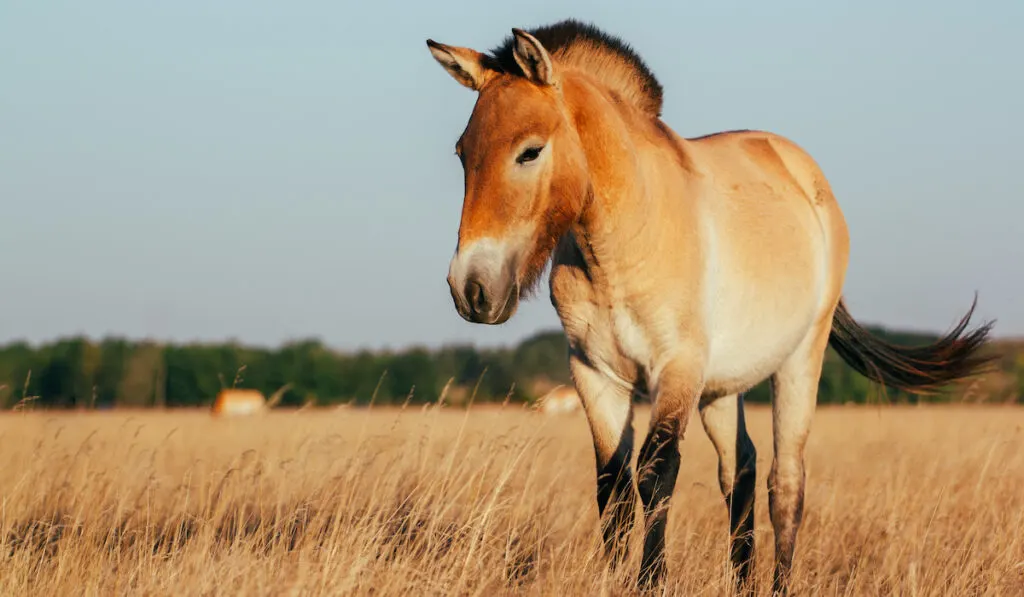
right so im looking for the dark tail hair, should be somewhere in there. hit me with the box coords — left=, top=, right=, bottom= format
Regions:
left=828, top=295, right=997, bottom=395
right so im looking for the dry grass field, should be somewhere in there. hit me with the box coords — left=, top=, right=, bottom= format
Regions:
left=1, top=403, right=1022, bottom=596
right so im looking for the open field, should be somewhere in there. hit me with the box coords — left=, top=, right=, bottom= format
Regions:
left=1, top=404, right=1023, bottom=596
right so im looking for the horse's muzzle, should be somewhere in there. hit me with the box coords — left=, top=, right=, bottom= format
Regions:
left=447, top=247, right=519, bottom=325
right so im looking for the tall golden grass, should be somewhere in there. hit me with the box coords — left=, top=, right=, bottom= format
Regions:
left=1, top=403, right=1022, bottom=595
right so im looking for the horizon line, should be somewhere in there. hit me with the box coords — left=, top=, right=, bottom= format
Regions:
left=2, top=321, right=1018, bottom=354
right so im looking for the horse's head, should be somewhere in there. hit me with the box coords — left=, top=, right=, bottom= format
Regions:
left=427, top=29, right=589, bottom=325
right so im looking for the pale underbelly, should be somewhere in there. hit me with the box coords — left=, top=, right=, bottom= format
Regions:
left=701, top=262, right=825, bottom=397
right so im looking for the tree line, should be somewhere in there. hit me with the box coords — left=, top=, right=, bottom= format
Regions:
left=0, top=326, right=1020, bottom=410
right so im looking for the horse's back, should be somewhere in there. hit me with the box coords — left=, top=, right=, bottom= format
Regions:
left=685, top=130, right=850, bottom=395
left=688, top=128, right=848, bottom=300
left=716, top=129, right=850, bottom=308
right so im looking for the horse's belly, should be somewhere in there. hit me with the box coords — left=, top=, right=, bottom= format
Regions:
left=701, top=219, right=826, bottom=396
left=703, top=309, right=814, bottom=397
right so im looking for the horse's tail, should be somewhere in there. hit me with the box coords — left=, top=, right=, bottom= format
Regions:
left=827, top=295, right=997, bottom=394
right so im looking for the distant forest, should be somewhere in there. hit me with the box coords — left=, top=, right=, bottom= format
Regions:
left=0, top=325, right=1021, bottom=410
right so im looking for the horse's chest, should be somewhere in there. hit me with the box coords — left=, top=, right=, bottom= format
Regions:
left=611, top=306, right=653, bottom=367
left=559, top=299, right=651, bottom=391
left=549, top=242, right=651, bottom=389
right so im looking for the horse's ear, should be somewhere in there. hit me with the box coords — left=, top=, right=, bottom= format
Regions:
left=511, top=28, right=554, bottom=85
left=426, top=39, right=497, bottom=91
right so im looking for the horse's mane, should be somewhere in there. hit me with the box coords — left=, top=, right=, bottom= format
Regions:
left=488, top=19, right=664, bottom=118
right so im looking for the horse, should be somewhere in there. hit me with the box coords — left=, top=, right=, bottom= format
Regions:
left=210, top=384, right=291, bottom=417
left=538, top=384, right=583, bottom=415
left=424, top=19, right=995, bottom=594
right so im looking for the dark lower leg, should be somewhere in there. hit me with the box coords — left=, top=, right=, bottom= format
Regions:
left=700, top=393, right=758, bottom=594
left=569, top=354, right=638, bottom=569
left=595, top=433, right=637, bottom=566
left=729, top=417, right=758, bottom=591
left=636, top=423, right=681, bottom=589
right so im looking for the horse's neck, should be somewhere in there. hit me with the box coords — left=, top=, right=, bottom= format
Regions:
left=573, top=143, right=679, bottom=299
left=563, top=73, right=688, bottom=298
left=567, top=185, right=652, bottom=309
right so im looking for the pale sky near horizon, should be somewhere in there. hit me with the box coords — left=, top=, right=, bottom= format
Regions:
left=2, top=1, right=1021, bottom=351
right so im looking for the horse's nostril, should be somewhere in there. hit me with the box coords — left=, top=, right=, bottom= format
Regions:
left=466, top=279, right=488, bottom=315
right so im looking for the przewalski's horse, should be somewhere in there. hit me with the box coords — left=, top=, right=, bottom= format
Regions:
left=538, top=384, right=582, bottom=415
left=425, top=19, right=995, bottom=594
left=210, top=384, right=291, bottom=417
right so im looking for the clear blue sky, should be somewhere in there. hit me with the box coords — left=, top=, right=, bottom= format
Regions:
left=1, top=1, right=1021, bottom=351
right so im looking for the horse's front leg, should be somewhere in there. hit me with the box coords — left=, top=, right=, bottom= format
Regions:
left=636, top=356, right=704, bottom=590
left=569, top=353, right=638, bottom=568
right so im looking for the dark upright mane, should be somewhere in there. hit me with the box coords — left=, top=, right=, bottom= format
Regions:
left=488, top=19, right=664, bottom=118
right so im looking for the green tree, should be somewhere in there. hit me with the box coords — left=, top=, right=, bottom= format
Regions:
left=117, top=342, right=165, bottom=408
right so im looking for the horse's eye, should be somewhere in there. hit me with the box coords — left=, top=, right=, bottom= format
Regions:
left=516, top=145, right=544, bottom=164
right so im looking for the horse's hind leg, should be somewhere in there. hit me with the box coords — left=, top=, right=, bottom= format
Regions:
left=700, top=392, right=757, bottom=594
left=569, top=354, right=637, bottom=567
left=768, top=318, right=832, bottom=595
